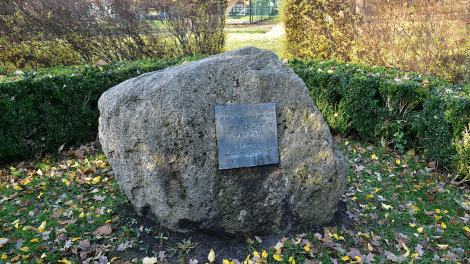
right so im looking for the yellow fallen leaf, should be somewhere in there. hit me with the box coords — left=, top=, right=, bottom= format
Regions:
left=13, top=186, right=23, bottom=191
left=409, top=223, right=416, bottom=227
left=20, top=246, right=29, bottom=252
left=341, top=256, right=350, bottom=261
left=273, top=254, right=283, bottom=261
left=441, top=222, right=447, bottom=229
left=371, top=154, right=377, bottom=159
left=327, top=69, right=334, bottom=73
left=382, top=203, right=393, bottom=210
left=223, top=260, right=230, bottom=264
left=366, top=194, right=374, bottom=199
left=262, top=250, right=268, bottom=258
left=92, top=176, right=101, bottom=184
left=22, top=255, right=29, bottom=259
left=345, top=141, right=349, bottom=146
left=253, top=251, right=260, bottom=259
left=374, top=187, right=381, bottom=192
left=72, top=237, right=81, bottom=241
left=436, top=209, right=441, bottom=213
left=396, top=159, right=401, bottom=164
left=303, top=242, right=310, bottom=252
left=368, top=243, right=373, bottom=251
left=110, top=257, right=120, bottom=263
left=406, top=148, right=415, bottom=156
left=1, top=254, right=7, bottom=259
left=355, top=256, right=362, bottom=262
left=37, top=192, right=44, bottom=199
left=30, top=239, right=40, bottom=242
left=58, top=260, right=71, bottom=264
left=411, top=253, right=419, bottom=259
left=21, top=180, right=31, bottom=185
left=62, top=179, right=69, bottom=186
left=38, top=221, right=46, bottom=232
left=208, top=249, right=215, bottom=263
left=436, top=244, right=448, bottom=249
left=463, top=226, right=470, bottom=232
left=79, top=212, right=84, bottom=218
left=417, top=227, right=423, bottom=233
left=410, top=205, right=420, bottom=211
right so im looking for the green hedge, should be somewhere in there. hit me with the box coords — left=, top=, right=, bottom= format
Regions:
left=0, top=56, right=204, bottom=160
left=288, top=58, right=470, bottom=168
left=2, top=55, right=469, bottom=172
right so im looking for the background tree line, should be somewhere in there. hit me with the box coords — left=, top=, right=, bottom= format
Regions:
left=0, top=0, right=227, bottom=72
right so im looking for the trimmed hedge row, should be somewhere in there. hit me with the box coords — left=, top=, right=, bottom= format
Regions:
left=288, top=58, right=470, bottom=169
left=1, top=56, right=469, bottom=173
left=0, top=56, right=204, bottom=160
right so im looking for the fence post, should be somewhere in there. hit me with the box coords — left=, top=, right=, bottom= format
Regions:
left=249, top=0, right=252, bottom=24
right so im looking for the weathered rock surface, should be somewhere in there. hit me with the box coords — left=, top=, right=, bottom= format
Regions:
left=98, top=47, right=348, bottom=236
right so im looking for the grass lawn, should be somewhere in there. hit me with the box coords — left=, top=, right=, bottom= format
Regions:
left=223, top=24, right=285, bottom=58
left=0, top=136, right=469, bottom=263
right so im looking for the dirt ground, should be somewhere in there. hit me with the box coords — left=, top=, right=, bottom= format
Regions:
left=107, top=199, right=354, bottom=263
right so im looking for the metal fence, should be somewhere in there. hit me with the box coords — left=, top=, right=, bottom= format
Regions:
left=228, top=0, right=277, bottom=24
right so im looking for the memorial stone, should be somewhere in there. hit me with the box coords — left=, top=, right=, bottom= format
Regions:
left=98, top=47, right=348, bottom=236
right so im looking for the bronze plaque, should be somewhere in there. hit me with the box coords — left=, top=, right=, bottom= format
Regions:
left=215, top=103, right=279, bottom=169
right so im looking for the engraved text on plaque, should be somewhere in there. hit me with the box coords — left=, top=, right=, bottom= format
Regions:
left=215, top=103, right=279, bottom=169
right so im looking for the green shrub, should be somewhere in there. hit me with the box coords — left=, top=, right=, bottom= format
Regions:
left=453, top=124, right=470, bottom=183
left=0, top=56, right=204, bottom=160
left=288, top=58, right=470, bottom=169
left=281, top=0, right=470, bottom=85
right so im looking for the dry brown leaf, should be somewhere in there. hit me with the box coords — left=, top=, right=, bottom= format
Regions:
left=75, top=149, right=85, bottom=159
left=51, top=210, right=63, bottom=219
left=92, top=224, right=112, bottom=236
left=443, top=251, right=459, bottom=260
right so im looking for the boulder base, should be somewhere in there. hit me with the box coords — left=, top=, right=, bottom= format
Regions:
left=98, top=47, right=348, bottom=236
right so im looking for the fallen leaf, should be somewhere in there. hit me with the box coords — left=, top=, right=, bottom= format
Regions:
left=75, top=149, right=85, bottom=159
left=0, top=239, right=8, bottom=245
left=61, top=218, right=77, bottom=225
left=93, top=195, right=106, bottom=202
left=15, top=238, right=25, bottom=249
left=117, top=241, right=132, bottom=251
left=208, top=249, right=215, bottom=263
left=159, top=251, right=166, bottom=262
left=51, top=210, right=63, bottom=219
left=273, top=254, right=283, bottom=261
left=78, top=240, right=91, bottom=249
left=346, top=248, right=364, bottom=261
left=142, top=257, right=158, bottom=264
left=443, top=251, right=459, bottom=260
left=92, top=224, right=112, bottom=236
left=415, top=244, right=424, bottom=256
left=436, top=244, right=448, bottom=249
left=384, top=250, right=405, bottom=262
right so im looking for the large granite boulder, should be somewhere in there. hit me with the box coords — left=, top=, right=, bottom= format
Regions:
left=98, top=47, right=348, bottom=236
